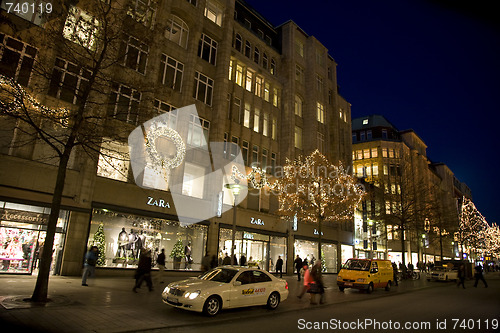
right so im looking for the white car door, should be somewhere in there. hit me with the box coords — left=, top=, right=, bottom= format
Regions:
left=230, top=271, right=258, bottom=308
left=248, top=270, right=274, bottom=305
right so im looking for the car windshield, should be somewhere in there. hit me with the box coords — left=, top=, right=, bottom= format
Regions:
left=343, top=259, right=370, bottom=271
left=198, top=268, right=238, bottom=283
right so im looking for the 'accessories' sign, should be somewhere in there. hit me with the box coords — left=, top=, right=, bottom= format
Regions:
left=1, top=208, right=49, bottom=225
left=147, top=196, right=171, bottom=209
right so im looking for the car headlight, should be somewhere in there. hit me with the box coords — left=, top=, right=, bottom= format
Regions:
left=163, top=286, right=170, bottom=294
left=184, top=290, right=201, bottom=300
left=337, top=276, right=342, bottom=280
left=357, top=278, right=365, bottom=283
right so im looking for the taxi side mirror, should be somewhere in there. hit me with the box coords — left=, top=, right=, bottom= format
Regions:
left=233, top=281, right=242, bottom=286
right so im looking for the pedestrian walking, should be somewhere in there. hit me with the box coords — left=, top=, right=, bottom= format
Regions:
left=133, top=249, right=153, bottom=292
left=240, top=254, right=247, bottom=266
left=309, top=260, right=325, bottom=304
left=457, top=264, right=466, bottom=289
left=297, top=264, right=312, bottom=299
left=294, top=255, right=303, bottom=281
left=201, top=252, right=211, bottom=272
left=156, top=248, right=166, bottom=283
left=473, top=264, right=488, bottom=288
left=222, top=253, right=231, bottom=265
left=82, top=246, right=99, bottom=286
left=392, top=262, right=399, bottom=286
left=276, top=256, right=283, bottom=278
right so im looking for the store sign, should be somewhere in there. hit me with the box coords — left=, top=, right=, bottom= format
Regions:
left=147, top=196, right=170, bottom=209
left=243, top=232, right=254, bottom=239
left=313, top=229, right=324, bottom=236
left=0, top=208, right=49, bottom=225
left=250, top=217, right=264, bottom=226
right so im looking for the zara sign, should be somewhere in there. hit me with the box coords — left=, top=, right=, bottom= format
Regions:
left=147, top=196, right=171, bottom=209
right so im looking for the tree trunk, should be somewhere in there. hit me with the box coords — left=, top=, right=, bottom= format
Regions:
left=31, top=150, right=71, bottom=302
left=400, top=223, right=406, bottom=271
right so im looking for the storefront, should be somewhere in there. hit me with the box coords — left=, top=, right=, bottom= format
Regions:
left=87, top=208, right=208, bottom=270
left=0, top=201, right=68, bottom=275
left=294, top=238, right=338, bottom=273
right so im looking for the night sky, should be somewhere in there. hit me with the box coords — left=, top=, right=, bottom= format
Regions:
left=245, top=0, right=500, bottom=225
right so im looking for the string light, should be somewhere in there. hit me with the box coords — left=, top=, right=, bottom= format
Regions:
left=0, top=75, right=70, bottom=126
left=231, top=165, right=278, bottom=189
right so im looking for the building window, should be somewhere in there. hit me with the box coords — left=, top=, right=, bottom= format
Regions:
left=264, top=82, right=270, bottom=102
left=127, top=0, right=157, bottom=29
left=228, top=59, right=233, bottom=80
left=371, top=148, right=378, bottom=158
left=165, top=15, right=189, bottom=48
left=97, top=139, right=130, bottom=182
left=234, top=33, right=242, bottom=52
left=152, top=100, right=177, bottom=127
left=0, top=34, right=37, bottom=86
left=109, top=83, right=141, bottom=125
left=245, top=70, right=253, bottom=92
left=230, top=136, right=239, bottom=158
left=273, top=87, right=280, bottom=107
left=233, top=97, right=241, bottom=123
left=48, top=58, right=91, bottom=105
left=63, top=6, right=99, bottom=50
left=185, top=0, right=197, bottom=5
left=183, top=163, right=205, bottom=198
left=367, top=130, right=372, bottom=140
left=242, top=141, right=249, bottom=166
left=198, top=33, right=217, bottom=65
left=352, top=133, right=357, bottom=143
left=316, top=102, right=325, bottom=124
left=254, top=47, right=260, bottom=64
left=252, top=145, right=259, bottom=166
left=270, top=59, right=276, bottom=75
left=262, top=53, right=268, bottom=69
left=372, top=164, right=379, bottom=176
left=188, top=114, right=209, bottom=147
left=363, top=149, right=370, bottom=159
left=235, top=64, right=244, bottom=86
left=244, top=41, right=251, bottom=58
left=193, top=72, right=214, bottom=105
left=253, top=108, right=260, bottom=133
left=360, top=131, right=365, bottom=141
left=295, top=65, right=304, bottom=83
left=244, top=103, right=251, bottom=128
left=255, top=75, right=263, bottom=97
left=317, top=132, right=325, bottom=154
left=272, top=116, right=277, bottom=140
left=295, top=126, right=302, bottom=149
left=295, top=95, right=303, bottom=117
left=263, top=112, right=269, bottom=137
left=316, top=74, right=323, bottom=93
left=204, top=0, right=223, bottom=26
left=295, top=39, right=304, bottom=57
left=120, top=35, right=149, bottom=74
left=1, top=0, right=47, bottom=26
left=158, top=54, right=183, bottom=91
left=262, top=148, right=268, bottom=171
left=382, top=129, right=388, bottom=139
left=382, top=148, right=388, bottom=158
left=244, top=19, right=251, bottom=29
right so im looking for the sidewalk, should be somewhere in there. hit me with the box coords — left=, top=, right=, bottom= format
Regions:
left=1, top=271, right=497, bottom=333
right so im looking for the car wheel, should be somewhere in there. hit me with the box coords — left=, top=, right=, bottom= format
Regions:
left=267, top=292, right=280, bottom=310
left=385, top=281, right=391, bottom=291
left=203, top=296, right=221, bottom=316
left=339, top=286, right=345, bottom=292
left=367, top=283, right=374, bottom=294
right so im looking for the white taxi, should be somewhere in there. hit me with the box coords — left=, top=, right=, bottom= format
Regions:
left=161, top=266, right=289, bottom=316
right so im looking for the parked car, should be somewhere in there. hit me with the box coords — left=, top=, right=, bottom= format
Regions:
left=426, top=265, right=458, bottom=281
left=162, top=266, right=288, bottom=316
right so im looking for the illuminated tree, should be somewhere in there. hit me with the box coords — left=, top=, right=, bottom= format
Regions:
left=483, top=223, right=500, bottom=257
left=93, top=223, right=106, bottom=266
left=276, top=150, right=365, bottom=261
left=455, top=197, right=489, bottom=259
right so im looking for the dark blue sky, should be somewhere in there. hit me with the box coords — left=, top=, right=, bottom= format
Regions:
left=245, top=0, right=500, bottom=224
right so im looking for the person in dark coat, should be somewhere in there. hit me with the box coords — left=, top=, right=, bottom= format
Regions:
left=294, top=255, right=303, bottom=281
left=309, top=260, right=325, bottom=304
left=240, top=254, right=247, bottom=266
left=392, top=262, right=399, bottom=286
left=473, top=264, right=488, bottom=288
left=457, top=264, right=466, bottom=289
left=133, top=249, right=153, bottom=292
left=156, top=249, right=166, bottom=283
left=276, top=256, right=284, bottom=278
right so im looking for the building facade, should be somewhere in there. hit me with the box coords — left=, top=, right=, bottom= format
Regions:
left=352, top=115, right=469, bottom=265
left=0, top=0, right=353, bottom=275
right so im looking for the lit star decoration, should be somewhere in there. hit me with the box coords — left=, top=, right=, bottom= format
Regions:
left=0, top=75, right=69, bottom=126
left=145, top=121, right=185, bottom=180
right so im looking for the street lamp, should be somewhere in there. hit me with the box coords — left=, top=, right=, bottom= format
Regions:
left=225, top=181, right=246, bottom=266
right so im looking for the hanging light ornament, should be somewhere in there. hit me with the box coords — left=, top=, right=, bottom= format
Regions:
left=231, top=165, right=278, bottom=189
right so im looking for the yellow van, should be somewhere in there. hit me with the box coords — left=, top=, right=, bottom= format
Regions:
left=337, top=259, right=393, bottom=293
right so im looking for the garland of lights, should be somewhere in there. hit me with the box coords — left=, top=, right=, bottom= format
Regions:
left=231, top=165, right=278, bottom=189
left=145, top=121, right=185, bottom=175
left=0, top=75, right=69, bottom=126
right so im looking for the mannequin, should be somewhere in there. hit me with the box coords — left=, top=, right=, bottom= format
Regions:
left=128, top=229, right=137, bottom=259
left=117, top=228, right=128, bottom=257
left=136, top=231, right=146, bottom=257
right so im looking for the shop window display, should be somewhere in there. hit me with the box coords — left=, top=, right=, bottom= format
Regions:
left=88, top=209, right=207, bottom=270
left=0, top=201, right=68, bottom=274
left=218, top=228, right=287, bottom=272
left=294, top=239, right=338, bottom=273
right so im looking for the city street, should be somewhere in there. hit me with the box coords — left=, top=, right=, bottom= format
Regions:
left=1, top=271, right=498, bottom=333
